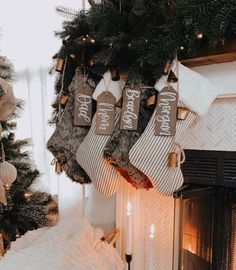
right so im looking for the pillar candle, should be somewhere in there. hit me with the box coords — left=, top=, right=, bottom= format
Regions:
left=126, top=201, right=132, bottom=255
left=148, top=224, right=155, bottom=270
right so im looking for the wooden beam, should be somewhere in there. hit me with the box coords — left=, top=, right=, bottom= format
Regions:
left=181, top=40, right=236, bottom=67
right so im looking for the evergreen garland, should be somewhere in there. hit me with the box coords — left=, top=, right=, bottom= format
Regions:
left=53, top=0, right=236, bottom=86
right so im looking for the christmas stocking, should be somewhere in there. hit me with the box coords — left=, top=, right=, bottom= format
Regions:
left=76, top=71, right=123, bottom=196
left=0, top=78, right=16, bottom=121
left=103, top=88, right=155, bottom=189
left=47, top=68, right=94, bottom=184
left=129, top=62, right=218, bottom=195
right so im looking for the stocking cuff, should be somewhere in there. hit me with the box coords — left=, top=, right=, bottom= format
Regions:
left=92, top=71, right=122, bottom=103
left=155, top=63, right=218, bottom=116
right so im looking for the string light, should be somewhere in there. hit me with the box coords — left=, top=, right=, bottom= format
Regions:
left=91, top=38, right=95, bottom=43
left=180, top=46, right=185, bottom=50
left=24, top=191, right=32, bottom=201
left=196, top=32, right=203, bottom=40
left=128, top=43, right=132, bottom=47
left=82, top=37, right=86, bottom=42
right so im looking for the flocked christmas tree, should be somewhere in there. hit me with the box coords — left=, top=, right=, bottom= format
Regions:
left=0, top=55, right=57, bottom=250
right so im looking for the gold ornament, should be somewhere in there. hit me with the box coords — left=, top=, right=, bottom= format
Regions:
left=0, top=180, right=7, bottom=205
left=55, top=58, right=65, bottom=72
left=0, top=161, right=17, bottom=189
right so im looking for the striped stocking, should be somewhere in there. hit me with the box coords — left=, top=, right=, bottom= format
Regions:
left=76, top=110, right=122, bottom=196
left=129, top=103, right=196, bottom=195
left=76, top=71, right=123, bottom=196
left=129, top=62, right=218, bottom=195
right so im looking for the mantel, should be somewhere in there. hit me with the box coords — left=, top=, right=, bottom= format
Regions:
left=181, top=40, right=236, bottom=68
left=180, top=39, right=236, bottom=99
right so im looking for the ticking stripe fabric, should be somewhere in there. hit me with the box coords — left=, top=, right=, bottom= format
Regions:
left=76, top=110, right=122, bottom=196
left=129, top=102, right=196, bottom=196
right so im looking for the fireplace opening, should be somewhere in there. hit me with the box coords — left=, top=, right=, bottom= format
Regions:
left=175, top=187, right=236, bottom=270
left=174, top=148, right=236, bottom=270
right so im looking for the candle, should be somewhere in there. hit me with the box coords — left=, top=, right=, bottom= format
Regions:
left=126, top=201, right=132, bottom=255
left=148, top=224, right=155, bottom=270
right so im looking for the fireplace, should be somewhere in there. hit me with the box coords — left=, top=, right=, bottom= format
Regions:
left=175, top=150, right=236, bottom=270
left=116, top=150, right=236, bottom=270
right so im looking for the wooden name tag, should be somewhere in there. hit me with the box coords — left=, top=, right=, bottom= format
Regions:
left=74, top=84, right=93, bottom=126
left=155, top=86, right=178, bottom=136
left=96, top=91, right=116, bottom=135
left=120, top=85, right=141, bottom=130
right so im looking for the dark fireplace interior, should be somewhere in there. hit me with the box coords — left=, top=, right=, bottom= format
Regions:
left=175, top=150, right=236, bottom=270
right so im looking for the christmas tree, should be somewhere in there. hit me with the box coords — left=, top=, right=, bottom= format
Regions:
left=0, top=55, right=57, bottom=250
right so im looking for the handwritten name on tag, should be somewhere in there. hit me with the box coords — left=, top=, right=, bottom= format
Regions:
left=120, top=86, right=141, bottom=130
left=155, top=86, right=178, bottom=136
left=74, top=84, right=93, bottom=126
left=96, top=92, right=116, bottom=135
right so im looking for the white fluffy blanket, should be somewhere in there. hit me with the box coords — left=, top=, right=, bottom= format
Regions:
left=0, top=218, right=124, bottom=270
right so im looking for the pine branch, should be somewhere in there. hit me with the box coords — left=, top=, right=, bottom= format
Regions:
left=55, top=6, right=79, bottom=19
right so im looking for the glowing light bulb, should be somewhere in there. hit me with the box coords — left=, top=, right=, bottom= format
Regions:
left=149, top=224, right=155, bottom=239
left=196, top=32, right=203, bottom=39
left=127, top=201, right=132, bottom=215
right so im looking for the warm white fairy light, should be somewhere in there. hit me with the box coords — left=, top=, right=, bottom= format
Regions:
left=196, top=32, right=203, bottom=39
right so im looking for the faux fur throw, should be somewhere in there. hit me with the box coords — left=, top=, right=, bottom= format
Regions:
left=103, top=88, right=156, bottom=189
left=47, top=69, right=96, bottom=184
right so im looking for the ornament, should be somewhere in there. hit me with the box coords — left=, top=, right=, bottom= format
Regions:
left=0, top=233, right=4, bottom=256
left=88, top=0, right=102, bottom=5
left=60, top=94, right=69, bottom=108
left=177, top=107, right=190, bottom=120
left=55, top=160, right=63, bottom=174
left=0, top=180, right=7, bottom=205
left=55, top=45, right=67, bottom=72
left=0, top=161, right=17, bottom=189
